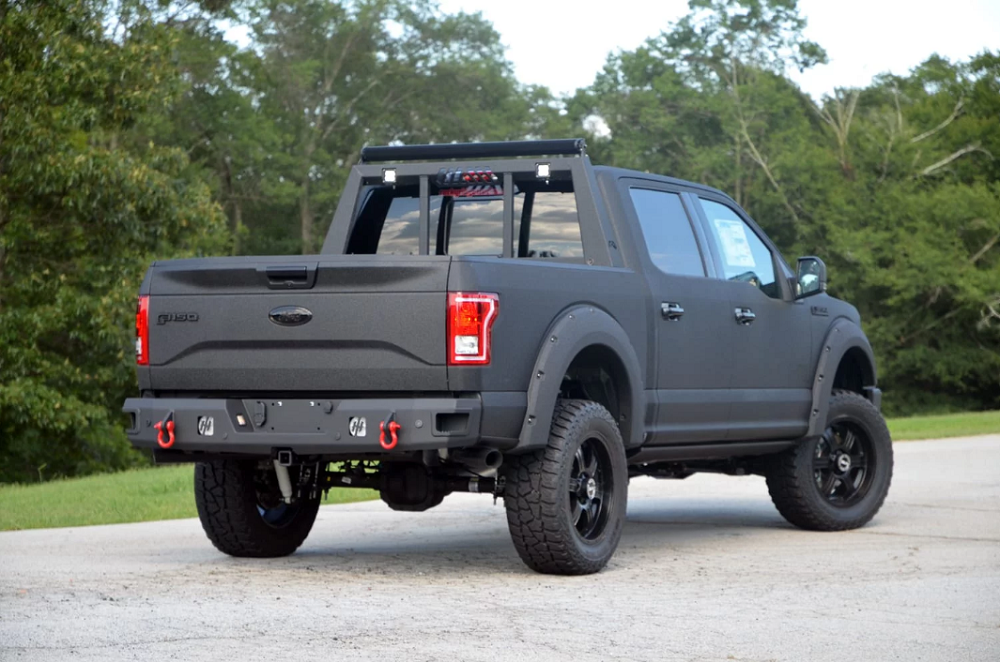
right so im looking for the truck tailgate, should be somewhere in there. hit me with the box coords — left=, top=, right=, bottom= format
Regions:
left=145, top=255, right=450, bottom=392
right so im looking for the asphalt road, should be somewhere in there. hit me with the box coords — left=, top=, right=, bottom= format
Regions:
left=2, top=435, right=999, bottom=662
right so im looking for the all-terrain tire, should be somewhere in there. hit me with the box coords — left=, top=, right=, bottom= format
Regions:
left=503, top=400, right=628, bottom=575
left=194, top=460, right=321, bottom=558
left=766, top=390, right=893, bottom=531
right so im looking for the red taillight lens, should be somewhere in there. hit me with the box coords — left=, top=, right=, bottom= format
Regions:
left=136, top=296, right=149, bottom=366
left=447, top=292, right=499, bottom=365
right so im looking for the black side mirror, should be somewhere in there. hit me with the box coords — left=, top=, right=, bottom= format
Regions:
left=795, top=256, right=827, bottom=299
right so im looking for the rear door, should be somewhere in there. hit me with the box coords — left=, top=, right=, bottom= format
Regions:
left=621, top=180, right=737, bottom=443
left=692, top=196, right=813, bottom=440
left=146, top=255, right=450, bottom=393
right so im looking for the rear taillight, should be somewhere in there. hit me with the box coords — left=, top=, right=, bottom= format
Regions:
left=447, top=292, right=499, bottom=365
left=136, top=296, right=149, bottom=366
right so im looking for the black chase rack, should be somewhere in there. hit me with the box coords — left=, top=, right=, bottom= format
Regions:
left=360, top=139, right=587, bottom=163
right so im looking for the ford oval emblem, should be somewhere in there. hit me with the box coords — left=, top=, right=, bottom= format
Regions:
left=269, top=305, right=313, bottom=327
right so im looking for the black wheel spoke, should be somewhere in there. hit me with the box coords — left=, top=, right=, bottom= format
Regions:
left=839, top=474, right=855, bottom=492
left=842, top=429, right=857, bottom=453
left=850, top=453, right=867, bottom=470
left=819, top=471, right=837, bottom=496
left=571, top=498, right=585, bottom=526
left=584, top=451, right=599, bottom=479
left=813, top=454, right=832, bottom=470
left=574, top=447, right=585, bottom=474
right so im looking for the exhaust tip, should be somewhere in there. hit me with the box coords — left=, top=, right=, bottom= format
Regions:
left=483, top=449, right=502, bottom=469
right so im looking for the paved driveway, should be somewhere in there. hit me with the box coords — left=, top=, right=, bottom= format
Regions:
left=2, top=436, right=999, bottom=661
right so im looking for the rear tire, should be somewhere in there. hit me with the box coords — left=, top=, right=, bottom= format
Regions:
left=194, top=460, right=320, bottom=558
left=766, top=390, right=893, bottom=531
left=503, top=400, right=628, bottom=575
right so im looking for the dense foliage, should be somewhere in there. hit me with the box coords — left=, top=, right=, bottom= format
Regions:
left=0, top=0, right=229, bottom=481
left=568, top=1, right=1000, bottom=414
left=1, top=0, right=997, bottom=482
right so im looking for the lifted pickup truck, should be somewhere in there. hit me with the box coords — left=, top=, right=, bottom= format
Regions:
left=124, top=139, right=892, bottom=575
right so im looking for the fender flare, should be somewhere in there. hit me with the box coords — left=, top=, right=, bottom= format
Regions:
left=515, top=305, right=645, bottom=452
left=806, top=318, right=878, bottom=437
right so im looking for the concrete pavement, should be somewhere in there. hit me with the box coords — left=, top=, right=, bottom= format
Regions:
left=2, top=435, right=998, bottom=661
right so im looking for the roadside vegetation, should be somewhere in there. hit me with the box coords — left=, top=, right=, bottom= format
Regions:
left=887, top=410, right=1000, bottom=441
left=1, top=409, right=995, bottom=531
left=0, top=466, right=375, bottom=532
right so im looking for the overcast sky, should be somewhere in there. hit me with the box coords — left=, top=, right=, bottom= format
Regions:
left=438, top=0, right=1000, bottom=99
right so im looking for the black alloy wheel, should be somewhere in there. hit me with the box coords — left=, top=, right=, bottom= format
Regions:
left=812, top=421, right=877, bottom=507
left=568, top=438, right=614, bottom=540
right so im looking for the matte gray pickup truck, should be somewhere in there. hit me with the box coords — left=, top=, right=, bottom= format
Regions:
left=124, top=139, right=892, bottom=575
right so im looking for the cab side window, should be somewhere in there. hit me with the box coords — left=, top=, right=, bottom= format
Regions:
left=630, top=188, right=706, bottom=277
left=699, top=198, right=781, bottom=299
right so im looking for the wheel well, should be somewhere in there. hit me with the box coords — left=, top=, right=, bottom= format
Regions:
left=833, top=347, right=874, bottom=396
left=559, top=344, right=633, bottom=444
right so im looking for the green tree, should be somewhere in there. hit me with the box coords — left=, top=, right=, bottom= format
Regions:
left=822, top=55, right=1000, bottom=412
left=167, top=0, right=555, bottom=254
left=573, top=0, right=1000, bottom=413
left=0, top=0, right=229, bottom=482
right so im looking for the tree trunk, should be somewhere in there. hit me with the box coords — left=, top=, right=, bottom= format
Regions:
left=1, top=105, right=5, bottom=313
left=734, top=133, right=742, bottom=206
left=0, top=242, right=6, bottom=314
left=220, top=156, right=241, bottom=254
left=299, top=182, right=313, bottom=255
left=231, top=199, right=243, bottom=255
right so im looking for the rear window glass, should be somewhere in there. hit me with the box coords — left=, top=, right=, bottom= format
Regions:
left=347, top=176, right=583, bottom=259
left=373, top=197, right=430, bottom=255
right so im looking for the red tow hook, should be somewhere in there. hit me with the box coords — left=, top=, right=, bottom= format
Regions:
left=154, top=411, right=176, bottom=449
left=379, top=413, right=401, bottom=450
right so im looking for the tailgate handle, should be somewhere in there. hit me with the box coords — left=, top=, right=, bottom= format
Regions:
left=262, top=265, right=316, bottom=290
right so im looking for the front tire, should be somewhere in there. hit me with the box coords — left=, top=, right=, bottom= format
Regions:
left=194, top=460, right=321, bottom=558
left=503, top=400, right=628, bottom=575
left=766, top=390, right=893, bottom=531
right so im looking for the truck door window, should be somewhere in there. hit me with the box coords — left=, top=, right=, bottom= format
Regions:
left=698, top=198, right=780, bottom=299
left=629, top=188, right=706, bottom=277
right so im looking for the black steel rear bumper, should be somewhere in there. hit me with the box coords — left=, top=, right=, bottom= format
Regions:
left=123, top=395, right=486, bottom=456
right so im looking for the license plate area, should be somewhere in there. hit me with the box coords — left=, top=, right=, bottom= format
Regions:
left=244, top=399, right=335, bottom=434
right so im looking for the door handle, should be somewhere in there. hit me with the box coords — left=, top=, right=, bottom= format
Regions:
left=734, top=307, right=756, bottom=325
left=661, top=302, right=685, bottom=321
